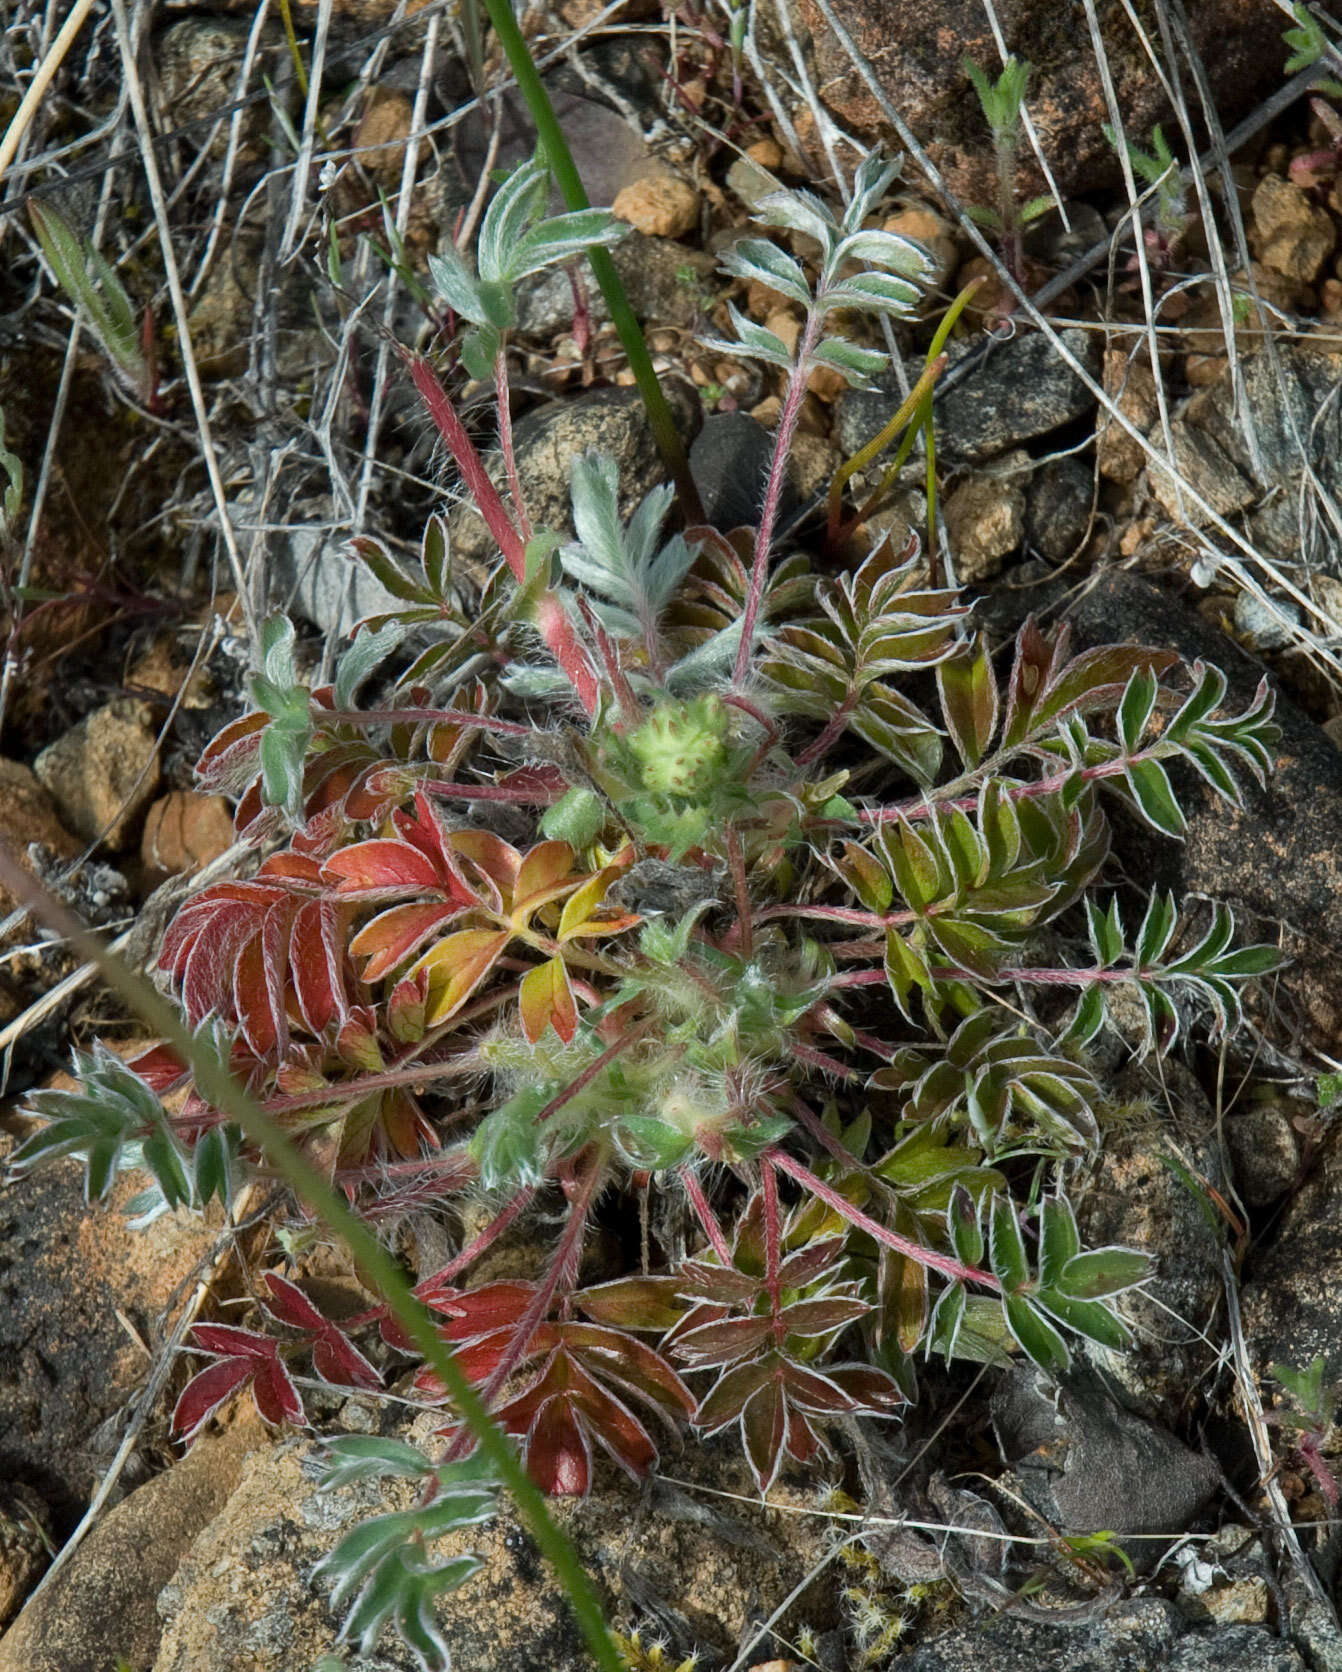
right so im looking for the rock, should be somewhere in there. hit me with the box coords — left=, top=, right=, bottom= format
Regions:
left=447, top=382, right=701, bottom=585
left=690, top=411, right=787, bottom=528
left=351, top=87, right=414, bottom=188
left=0, top=1482, right=52, bottom=1627
left=1251, top=175, right=1336, bottom=283
left=945, top=449, right=1028, bottom=582
left=1098, top=348, right=1160, bottom=483
left=902, top=1595, right=1303, bottom=1672
left=1147, top=342, right=1342, bottom=559
left=264, top=517, right=414, bottom=642
left=514, top=232, right=717, bottom=338
left=1147, top=423, right=1257, bottom=524
left=33, top=698, right=161, bottom=851
left=837, top=328, right=1100, bottom=467
left=796, top=0, right=1285, bottom=206
left=612, top=171, right=699, bottom=239
left=0, top=1415, right=264, bottom=1672
left=992, top=1365, right=1219, bottom=1569
left=0, top=759, right=78, bottom=917
left=1241, top=1143, right=1342, bottom=1372
left=1224, top=1101, right=1302, bottom=1207
left=141, top=791, right=235, bottom=876
left=1233, top=589, right=1303, bottom=652
left=789, top=430, right=842, bottom=502
left=151, top=1437, right=834, bottom=1672
left=0, top=1129, right=224, bottom=1530
left=1073, top=1105, right=1225, bottom=1419
left=1025, top=453, right=1093, bottom=563
left=726, top=151, right=784, bottom=210
left=155, top=19, right=254, bottom=159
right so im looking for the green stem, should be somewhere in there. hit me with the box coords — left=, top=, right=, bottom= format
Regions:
left=0, top=846, right=622, bottom=1672
left=476, top=0, right=704, bottom=524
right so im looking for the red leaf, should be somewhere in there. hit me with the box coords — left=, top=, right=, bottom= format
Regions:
left=694, top=1360, right=773, bottom=1432
left=349, top=902, right=460, bottom=983
left=261, top=1271, right=325, bottom=1331
left=251, top=1352, right=306, bottom=1427
left=322, top=839, right=443, bottom=897
left=671, top=1314, right=773, bottom=1368
left=191, top=1322, right=277, bottom=1359
left=311, top=1328, right=381, bottom=1391
left=172, top=1355, right=255, bottom=1441
left=290, top=899, right=346, bottom=1034
left=518, top=956, right=578, bottom=1045
left=742, top=1372, right=788, bottom=1491
left=526, top=1394, right=591, bottom=1496
left=575, top=1276, right=687, bottom=1333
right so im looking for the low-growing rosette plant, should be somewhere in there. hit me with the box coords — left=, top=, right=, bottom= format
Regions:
left=9, top=149, right=1283, bottom=1669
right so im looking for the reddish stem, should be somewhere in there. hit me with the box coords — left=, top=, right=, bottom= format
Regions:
left=733, top=312, right=823, bottom=685
left=406, top=353, right=598, bottom=717
left=495, top=345, right=532, bottom=543
left=760, top=1158, right=786, bottom=1346
left=680, top=1166, right=733, bottom=1265
left=767, top=1149, right=1000, bottom=1290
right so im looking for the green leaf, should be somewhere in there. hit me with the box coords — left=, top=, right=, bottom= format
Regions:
left=1123, top=757, right=1186, bottom=837
left=1037, top=1195, right=1080, bottom=1290
left=718, top=237, right=813, bottom=307
left=541, top=786, right=605, bottom=847
left=989, top=1194, right=1029, bottom=1293
left=1058, top=1247, right=1151, bottom=1299
left=616, top=1115, right=693, bottom=1170
left=937, top=638, right=997, bottom=768
left=948, top=1184, right=984, bottom=1269
left=469, top=1086, right=552, bottom=1189
left=1004, top=1293, right=1070, bottom=1372
left=1034, top=1289, right=1132, bottom=1351
left=334, top=624, right=406, bottom=711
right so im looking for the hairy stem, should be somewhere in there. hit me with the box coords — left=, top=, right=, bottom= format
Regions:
left=767, top=1149, right=1000, bottom=1290
left=734, top=311, right=824, bottom=685
left=680, top=1165, right=733, bottom=1265
left=495, top=343, right=531, bottom=542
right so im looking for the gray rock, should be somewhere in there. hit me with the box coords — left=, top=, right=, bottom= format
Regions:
left=514, top=232, right=717, bottom=338
left=1233, top=589, right=1302, bottom=652
left=836, top=328, right=1101, bottom=467
left=268, top=521, right=411, bottom=643
left=689, top=411, right=786, bottom=529
left=1224, top=1101, right=1301, bottom=1207
left=902, top=1600, right=1303, bottom=1672
left=1025, top=453, right=1093, bottom=563
left=447, top=381, right=701, bottom=586
left=1241, top=1143, right=1342, bottom=1373
left=902, top=1598, right=1181, bottom=1671
left=1149, top=343, right=1342, bottom=563
left=1073, top=1094, right=1226, bottom=1419
left=796, top=0, right=1284, bottom=210
left=992, top=1366, right=1219, bottom=1569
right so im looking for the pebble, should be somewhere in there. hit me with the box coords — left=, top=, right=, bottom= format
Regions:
left=612, top=172, right=699, bottom=239
left=1250, top=174, right=1335, bottom=283
left=33, top=699, right=161, bottom=852
left=1233, top=588, right=1302, bottom=651
left=945, top=449, right=1029, bottom=582
left=141, top=791, right=237, bottom=876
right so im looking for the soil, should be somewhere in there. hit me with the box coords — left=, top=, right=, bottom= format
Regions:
left=3, top=1, right=1342, bottom=1668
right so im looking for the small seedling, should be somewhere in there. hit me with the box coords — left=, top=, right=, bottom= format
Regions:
left=963, top=56, right=1055, bottom=281
left=1102, top=123, right=1187, bottom=272
left=1268, top=1356, right=1342, bottom=1506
